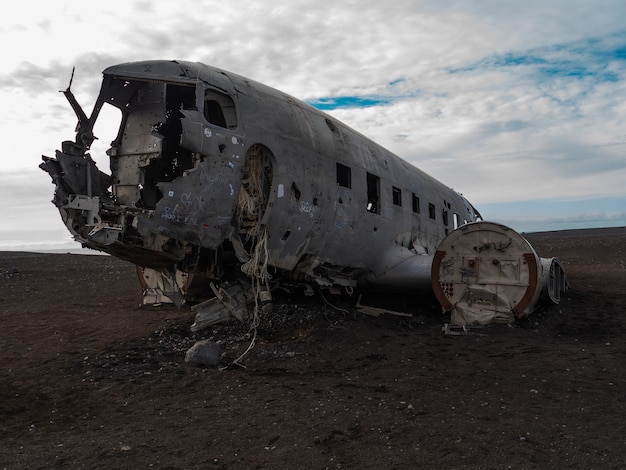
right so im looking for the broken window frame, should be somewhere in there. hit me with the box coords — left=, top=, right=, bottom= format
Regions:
left=102, top=79, right=199, bottom=209
left=336, top=163, right=352, bottom=188
left=412, top=192, right=420, bottom=214
left=203, top=88, right=238, bottom=130
left=392, top=186, right=402, bottom=207
left=366, top=172, right=380, bottom=214
left=428, top=202, right=436, bottom=220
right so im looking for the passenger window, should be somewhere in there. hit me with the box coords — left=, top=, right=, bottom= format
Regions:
left=336, top=163, right=352, bottom=188
left=366, top=172, right=380, bottom=214
left=412, top=193, right=420, bottom=213
left=392, top=186, right=402, bottom=206
left=428, top=203, right=436, bottom=220
left=204, top=89, right=237, bottom=129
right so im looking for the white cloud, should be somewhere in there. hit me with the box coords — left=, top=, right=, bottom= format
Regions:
left=1, top=0, right=625, bottom=249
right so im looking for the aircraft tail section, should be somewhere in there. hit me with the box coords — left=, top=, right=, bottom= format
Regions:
left=431, top=221, right=568, bottom=326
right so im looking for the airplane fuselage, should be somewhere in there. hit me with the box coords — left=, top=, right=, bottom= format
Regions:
left=42, top=60, right=480, bottom=295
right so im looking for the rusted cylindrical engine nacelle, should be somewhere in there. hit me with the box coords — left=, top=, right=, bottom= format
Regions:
left=431, top=221, right=568, bottom=326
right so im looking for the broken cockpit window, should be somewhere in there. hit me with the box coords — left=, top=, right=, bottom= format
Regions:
left=101, top=79, right=197, bottom=209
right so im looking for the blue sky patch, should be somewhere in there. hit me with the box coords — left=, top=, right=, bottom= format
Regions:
left=309, top=77, right=413, bottom=110
left=449, top=31, right=626, bottom=83
left=308, top=95, right=396, bottom=110
left=612, top=46, right=626, bottom=60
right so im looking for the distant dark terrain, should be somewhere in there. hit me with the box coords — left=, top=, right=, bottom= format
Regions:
left=1, top=227, right=624, bottom=469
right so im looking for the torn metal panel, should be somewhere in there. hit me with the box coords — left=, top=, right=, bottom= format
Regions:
left=136, top=266, right=192, bottom=306
left=355, top=294, right=412, bottom=318
left=190, top=283, right=249, bottom=331
left=136, top=152, right=244, bottom=249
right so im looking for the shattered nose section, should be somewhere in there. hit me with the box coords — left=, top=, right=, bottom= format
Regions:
left=39, top=142, right=186, bottom=268
left=431, top=221, right=568, bottom=326
left=40, top=64, right=246, bottom=269
left=40, top=144, right=114, bottom=243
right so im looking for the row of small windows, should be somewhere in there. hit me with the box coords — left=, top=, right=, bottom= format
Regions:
left=201, top=91, right=465, bottom=231
left=200, top=94, right=461, bottom=230
left=336, top=163, right=447, bottom=224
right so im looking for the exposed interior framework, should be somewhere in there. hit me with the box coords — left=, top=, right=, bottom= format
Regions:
left=236, top=144, right=274, bottom=281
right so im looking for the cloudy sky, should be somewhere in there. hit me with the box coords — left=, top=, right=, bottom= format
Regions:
left=1, top=0, right=625, bottom=251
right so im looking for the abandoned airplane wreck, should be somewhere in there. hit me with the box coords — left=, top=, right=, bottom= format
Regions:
left=41, top=60, right=567, bottom=333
